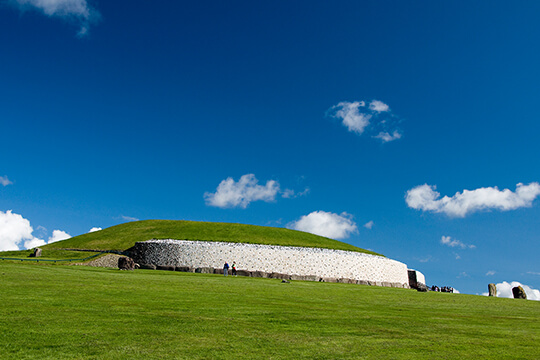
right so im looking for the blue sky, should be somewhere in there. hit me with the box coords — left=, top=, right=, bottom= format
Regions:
left=1, top=0, right=540, bottom=297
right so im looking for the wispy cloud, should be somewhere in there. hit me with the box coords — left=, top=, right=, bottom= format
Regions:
left=10, top=0, right=101, bottom=36
left=486, top=270, right=496, bottom=276
left=373, top=130, right=402, bottom=143
left=121, top=215, right=139, bottom=222
left=0, top=176, right=13, bottom=186
left=417, top=255, right=433, bottom=263
left=328, top=99, right=402, bottom=143
left=364, top=220, right=374, bottom=229
left=288, top=211, right=358, bottom=240
left=406, top=182, right=540, bottom=217
left=369, top=100, right=390, bottom=113
left=441, top=236, right=476, bottom=249
left=281, top=187, right=310, bottom=199
left=527, top=271, right=540, bottom=276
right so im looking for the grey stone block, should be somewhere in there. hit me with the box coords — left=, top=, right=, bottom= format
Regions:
left=175, top=266, right=193, bottom=272
left=140, top=263, right=156, bottom=270
left=156, top=265, right=175, bottom=271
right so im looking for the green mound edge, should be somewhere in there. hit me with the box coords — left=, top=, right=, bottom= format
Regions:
left=41, top=220, right=382, bottom=256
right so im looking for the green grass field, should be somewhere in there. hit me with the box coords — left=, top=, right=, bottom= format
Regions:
left=1, top=262, right=538, bottom=359
left=43, top=220, right=379, bottom=255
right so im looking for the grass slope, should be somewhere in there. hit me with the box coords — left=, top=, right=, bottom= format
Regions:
left=44, top=220, right=379, bottom=255
left=1, top=262, right=539, bottom=359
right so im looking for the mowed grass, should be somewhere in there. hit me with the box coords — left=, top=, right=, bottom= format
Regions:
left=44, top=220, right=379, bottom=255
left=1, top=263, right=539, bottom=359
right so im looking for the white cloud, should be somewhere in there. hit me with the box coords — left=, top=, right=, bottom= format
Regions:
left=0, top=210, right=34, bottom=251
left=10, top=0, right=100, bottom=36
left=440, top=236, right=476, bottom=249
left=0, top=210, right=72, bottom=250
left=330, top=101, right=371, bottom=135
left=486, top=270, right=496, bottom=276
left=0, top=176, right=13, bottom=186
left=288, top=211, right=358, bottom=239
left=491, top=281, right=540, bottom=301
left=369, top=100, right=390, bottom=113
left=328, top=99, right=402, bottom=142
left=373, top=130, right=402, bottom=143
left=527, top=271, right=540, bottom=276
left=48, top=229, right=71, bottom=243
left=24, top=237, right=46, bottom=249
left=204, top=174, right=281, bottom=209
left=406, top=182, right=540, bottom=217
left=364, top=220, right=374, bottom=229
left=89, top=227, right=102, bottom=233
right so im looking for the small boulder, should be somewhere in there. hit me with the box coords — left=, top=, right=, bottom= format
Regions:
left=118, top=257, right=136, bottom=270
left=416, top=283, right=428, bottom=292
left=512, top=286, right=527, bottom=299
left=488, top=283, right=497, bottom=297
left=281, top=280, right=290, bottom=283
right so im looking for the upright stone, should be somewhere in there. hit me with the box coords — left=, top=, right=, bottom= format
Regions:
left=30, top=248, right=42, bottom=257
left=488, top=283, right=497, bottom=297
left=512, top=286, right=527, bottom=299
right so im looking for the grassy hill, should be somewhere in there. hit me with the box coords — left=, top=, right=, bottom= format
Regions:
left=1, top=262, right=538, bottom=359
left=44, top=219, right=381, bottom=255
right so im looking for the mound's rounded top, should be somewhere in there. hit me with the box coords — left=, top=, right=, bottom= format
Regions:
left=44, top=219, right=383, bottom=256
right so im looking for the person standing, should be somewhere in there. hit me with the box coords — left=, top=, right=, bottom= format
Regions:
left=223, top=262, right=229, bottom=276
left=232, top=261, right=237, bottom=276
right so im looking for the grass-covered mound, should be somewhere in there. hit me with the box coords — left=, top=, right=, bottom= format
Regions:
left=44, top=219, right=380, bottom=255
left=1, top=262, right=539, bottom=359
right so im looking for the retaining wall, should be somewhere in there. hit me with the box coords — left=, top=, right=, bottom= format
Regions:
left=131, top=239, right=410, bottom=287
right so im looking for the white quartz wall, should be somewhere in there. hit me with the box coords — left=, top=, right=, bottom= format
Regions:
left=415, top=270, right=426, bottom=285
left=134, top=239, right=409, bottom=286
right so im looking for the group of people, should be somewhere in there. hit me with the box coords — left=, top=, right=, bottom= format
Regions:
left=430, top=285, right=454, bottom=293
left=223, top=261, right=237, bottom=276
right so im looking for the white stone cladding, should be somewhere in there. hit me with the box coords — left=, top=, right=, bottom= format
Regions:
left=413, top=270, right=426, bottom=285
left=133, top=239, right=409, bottom=286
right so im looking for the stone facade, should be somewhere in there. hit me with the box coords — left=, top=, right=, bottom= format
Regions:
left=131, top=239, right=410, bottom=287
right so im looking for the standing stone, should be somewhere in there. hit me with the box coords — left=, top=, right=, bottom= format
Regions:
left=512, top=286, right=527, bottom=299
left=488, top=283, right=497, bottom=297
left=29, top=248, right=42, bottom=258
left=118, top=257, right=136, bottom=270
